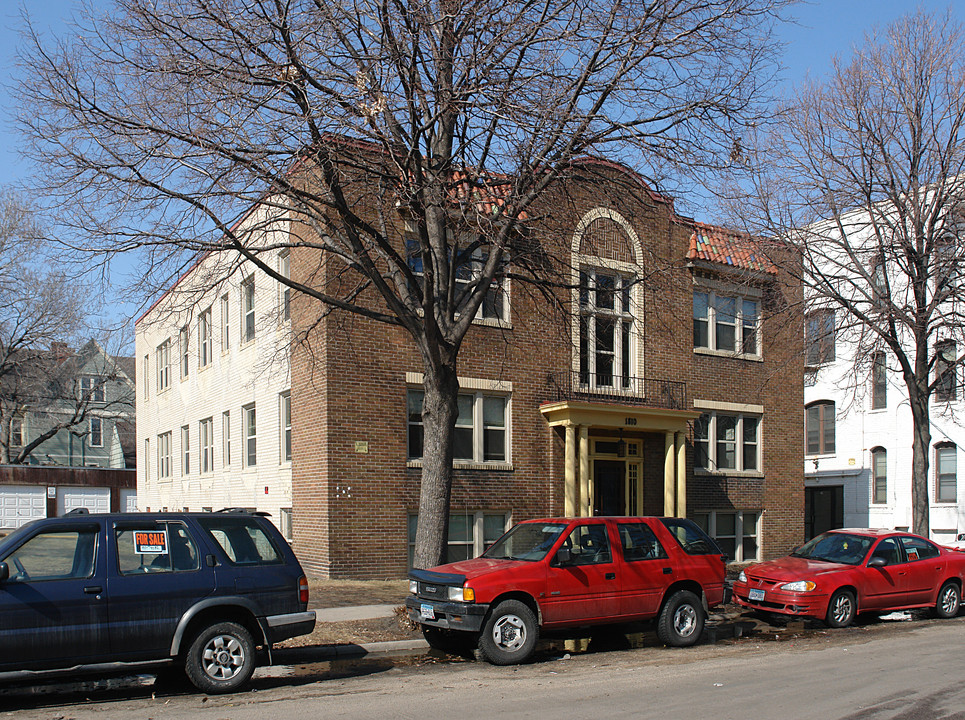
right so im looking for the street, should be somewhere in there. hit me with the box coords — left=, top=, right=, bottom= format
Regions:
left=2, top=616, right=963, bottom=720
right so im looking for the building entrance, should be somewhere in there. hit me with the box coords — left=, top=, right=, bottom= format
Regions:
left=805, top=485, right=843, bottom=540
left=593, top=460, right=625, bottom=516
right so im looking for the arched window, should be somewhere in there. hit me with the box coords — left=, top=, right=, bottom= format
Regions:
left=805, top=401, right=835, bottom=456
left=871, top=447, right=887, bottom=504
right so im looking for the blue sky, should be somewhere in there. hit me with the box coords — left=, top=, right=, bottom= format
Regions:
left=0, top=0, right=961, bottom=325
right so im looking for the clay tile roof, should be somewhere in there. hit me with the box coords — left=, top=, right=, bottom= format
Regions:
left=449, top=170, right=528, bottom=220
left=687, top=223, right=777, bottom=275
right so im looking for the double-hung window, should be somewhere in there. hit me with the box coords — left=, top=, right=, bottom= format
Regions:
left=181, top=425, right=191, bottom=475
left=88, top=417, right=103, bottom=447
left=80, top=376, right=105, bottom=403
left=694, top=412, right=760, bottom=472
left=937, top=443, right=957, bottom=503
left=936, top=341, right=957, bottom=401
left=241, top=277, right=256, bottom=343
left=692, top=510, right=760, bottom=562
left=222, top=410, right=231, bottom=466
left=408, top=511, right=508, bottom=566
left=407, top=389, right=509, bottom=463
left=156, top=340, right=171, bottom=392
left=579, top=269, right=634, bottom=389
left=279, top=251, right=291, bottom=320
left=806, top=401, right=835, bottom=455
left=180, top=326, right=190, bottom=379
left=199, top=307, right=213, bottom=368
left=693, top=290, right=760, bottom=357
left=871, top=351, right=887, bottom=409
left=10, top=416, right=23, bottom=447
left=221, top=293, right=230, bottom=351
left=200, top=417, right=214, bottom=473
left=243, top=403, right=257, bottom=467
left=872, top=447, right=887, bottom=504
left=279, top=391, right=292, bottom=462
left=158, top=431, right=172, bottom=478
left=805, top=309, right=835, bottom=366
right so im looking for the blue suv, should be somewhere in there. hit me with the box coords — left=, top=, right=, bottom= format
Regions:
left=0, top=509, right=315, bottom=693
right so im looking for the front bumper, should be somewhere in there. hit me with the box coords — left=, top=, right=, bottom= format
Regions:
left=733, top=582, right=827, bottom=619
left=405, top=596, right=489, bottom=632
left=262, top=610, right=317, bottom=644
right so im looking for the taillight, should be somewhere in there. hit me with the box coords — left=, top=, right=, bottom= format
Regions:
left=298, top=575, right=309, bottom=604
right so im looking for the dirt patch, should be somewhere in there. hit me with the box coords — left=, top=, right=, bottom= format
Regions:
left=307, top=578, right=410, bottom=609
left=281, top=606, right=421, bottom=648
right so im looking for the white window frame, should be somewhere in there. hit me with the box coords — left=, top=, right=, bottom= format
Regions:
left=936, top=443, right=957, bottom=503
left=241, top=276, right=256, bottom=344
left=80, top=376, right=105, bottom=403
left=279, top=391, right=292, bottom=463
left=693, top=288, right=761, bottom=358
left=406, top=389, right=510, bottom=465
left=221, top=293, right=230, bottom=352
left=243, top=403, right=256, bottom=467
left=200, top=417, right=214, bottom=473
left=181, top=424, right=190, bottom=475
left=693, top=510, right=760, bottom=562
left=144, top=437, right=151, bottom=481
left=88, top=417, right=103, bottom=448
left=694, top=411, right=761, bottom=473
left=158, top=431, right=172, bottom=479
left=10, top=416, right=24, bottom=447
left=407, top=511, right=509, bottom=567
left=222, top=410, right=231, bottom=466
left=143, top=354, right=150, bottom=399
left=199, top=306, right=213, bottom=368
left=578, top=268, right=634, bottom=390
left=180, top=326, right=190, bottom=379
left=279, top=251, right=291, bottom=321
left=156, top=340, right=171, bottom=392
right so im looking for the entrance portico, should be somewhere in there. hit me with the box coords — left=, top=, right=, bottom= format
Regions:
left=540, top=400, right=699, bottom=518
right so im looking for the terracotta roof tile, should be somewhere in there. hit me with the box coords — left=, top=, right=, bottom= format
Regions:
left=687, top=223, right=777, bottom=274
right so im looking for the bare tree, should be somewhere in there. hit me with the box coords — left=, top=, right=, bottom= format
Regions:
left=733, top=9, right=965, bottom=536
left=18, top=0, right=789, bottom=566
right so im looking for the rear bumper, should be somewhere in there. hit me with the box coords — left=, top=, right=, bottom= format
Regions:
left=262, top=610, right=317, bottom=644
left=405, top=597, right=489, bottom=632
left=733, top=582, right=827, bottom=619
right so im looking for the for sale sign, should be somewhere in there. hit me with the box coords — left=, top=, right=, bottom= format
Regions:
left=133, top=529, right=168, bottom=554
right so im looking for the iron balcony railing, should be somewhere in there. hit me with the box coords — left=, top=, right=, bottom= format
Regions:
left=548, top=371, right=687, bottom=410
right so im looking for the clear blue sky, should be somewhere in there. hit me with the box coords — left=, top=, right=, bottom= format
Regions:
left=0, top=0, right=961, bottom=321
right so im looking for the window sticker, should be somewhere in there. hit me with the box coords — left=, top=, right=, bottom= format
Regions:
left=133, top=530, right=168, bottom=554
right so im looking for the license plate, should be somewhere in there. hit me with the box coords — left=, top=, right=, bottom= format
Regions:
left=420, top=603, right=435, bottom=620
left=749, top=588, right=765, bottom=602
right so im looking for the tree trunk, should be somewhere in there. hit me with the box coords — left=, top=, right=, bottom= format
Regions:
left=909, top=392, right=931, bottom=537
left=412, top=362, right=459, bottom=569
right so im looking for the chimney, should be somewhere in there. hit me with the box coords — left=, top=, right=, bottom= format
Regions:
left=50, top=342, right=72, bottom=363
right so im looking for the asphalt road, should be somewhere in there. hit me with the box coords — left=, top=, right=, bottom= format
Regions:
left=3, top=617, right=964, bottom=719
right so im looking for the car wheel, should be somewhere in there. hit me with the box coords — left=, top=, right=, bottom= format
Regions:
left=184, top=621, right=256, bottom=694
left=422, top=626, right=477, bottom=654
left=656, top=590, right=705, bottom=647
left=825, top=589, right=856, bottom=628
left=935, top=581, right=961, bottom=619
left=478, top=599, right=538, bottom=665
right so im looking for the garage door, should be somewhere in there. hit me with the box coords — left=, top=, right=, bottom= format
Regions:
left=119, top=489, right=138, bottom=513
left=0, top=486, right=47, bottom=529
left=58, top=487, right=111, bottom=516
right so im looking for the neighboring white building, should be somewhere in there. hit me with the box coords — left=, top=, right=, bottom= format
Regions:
left=135, top=205, right=294, bottom=538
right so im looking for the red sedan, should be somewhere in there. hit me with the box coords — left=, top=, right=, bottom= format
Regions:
left=732, top=528, right=965, bottom=627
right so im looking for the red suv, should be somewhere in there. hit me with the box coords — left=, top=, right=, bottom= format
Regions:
left=406, top=516, right=728, bottom=664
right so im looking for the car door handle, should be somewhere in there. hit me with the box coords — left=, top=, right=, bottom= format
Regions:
left=605, top=572, right=616, bottom=580
left=84, top=586, right=103, bottom=594
left=663, top=567, right=673, bottom=575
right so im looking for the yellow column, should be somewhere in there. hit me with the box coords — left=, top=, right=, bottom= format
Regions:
left=564, top=424, right=577, bottom=516
left=664, top=431, right=675, bottom=516
left=579, top=427, right=590, bottom=517
left=676, top=431, right=687, bottom=519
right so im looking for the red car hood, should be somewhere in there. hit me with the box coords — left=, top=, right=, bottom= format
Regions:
left=431, top=557, right=531, bottom=579
left=746, top=556, right=855, bottom=580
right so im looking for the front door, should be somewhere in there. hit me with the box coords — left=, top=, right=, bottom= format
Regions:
left=805, top=486, right=843, bottom=540
left=594, top=460, right=624, bottom=516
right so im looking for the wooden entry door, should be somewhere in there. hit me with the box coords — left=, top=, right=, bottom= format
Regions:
left=594, top=460, right=625, bottom=516
left=805, top=485, right=843, bottom=540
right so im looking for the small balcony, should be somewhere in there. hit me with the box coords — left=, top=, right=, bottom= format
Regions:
left=547, top=371, right=687, bottom=411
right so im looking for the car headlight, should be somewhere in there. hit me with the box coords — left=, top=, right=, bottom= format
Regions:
left=409, top=580, right=418, bottom=594
left=780, top=580, right=817, bottom=592
left=447, top=586, right=476, bottom=602
left=738, top=570, right=747, bottom=583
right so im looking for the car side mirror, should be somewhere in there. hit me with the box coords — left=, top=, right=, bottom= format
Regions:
left=205, top=554, right=217, bottom=567
left=0, top=562, right=8, bottom=582
left=868, top=556, right=887, bottom=568
left=556, top=547, right=573, bottom=566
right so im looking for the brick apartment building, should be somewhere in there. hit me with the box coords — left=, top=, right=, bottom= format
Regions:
left=136, top=155, right=804, bottom=578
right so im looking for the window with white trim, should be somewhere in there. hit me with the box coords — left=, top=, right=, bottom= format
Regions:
left=936, top=341, right=958, bottom=402
left=408, top=511, right=508, bottom=566
left=241, top=277, right=255, bottom=343
left=180, top=326, right=190, bottom=379
left=407, top=389, right=508, bottom=463
left=805, top=401, right=835, bottom=455
left=156, top=339, right=171, bottom=392
left=221, top=293, right=230, bottom=351
left=80, top=376, right=105, bottom=403
left=872, top=447, right=887, bottom=504
left=937, top=443, right=957, bottom=503
left=10, top=416, right=23, bottom=447
left=694, top=412, right=759, bottom=472
left=199, top=306, right=213, bottom=368
left=805, top=309, right=835, bottom=366
left=143, top=354, right=149, bottom=399
left=222, top=410, right=231, bottom=466
left=871, top=351, right=887, bottom=409
left=158, top=431, right=172, bottom=479
left=279, top=251, right=291, bottom=321
left=692, top=510, right=760, bottom=561
left=243, top=403, right=256, bottom=467
left=279, top=391, right=291, bottom=462
left=693, top=290, right=760, bottom=356
left=200, top=417, right=214, bottom=473
left=144, top=437, right=151, bottom=481
left=181, top=425, right=190, bottom=475
left=578, top=268, right=634, bottom=389
left=88, top=417, right=103, bottom=448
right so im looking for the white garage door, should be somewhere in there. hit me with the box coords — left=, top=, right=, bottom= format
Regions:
left=0, top=486, right=46, bottom=529
left=119, top=488, right=138, bottom=513
left=58, top=487, right=111, bottom=516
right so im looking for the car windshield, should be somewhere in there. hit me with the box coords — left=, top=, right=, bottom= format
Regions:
left=791, top=532, right=874, bottom=565
left=482, top=522, right=568, bottom=562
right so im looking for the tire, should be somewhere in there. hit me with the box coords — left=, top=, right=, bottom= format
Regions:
left=184, top=621, right=256, bottom=694
left=935, top=581, right=961, bottom=619
left=825, top=589, right=856, bottom=628
left=422, top=626, right=477, bottom=654
left=478, top=600, right=539, bottom=665
left=656, top=590, right=705, bottom=647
